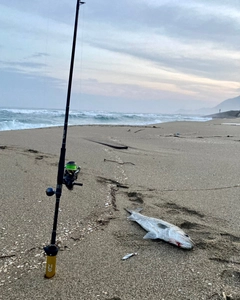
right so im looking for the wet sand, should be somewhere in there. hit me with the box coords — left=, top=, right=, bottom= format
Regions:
left=0, top=119, right=240, bottom=300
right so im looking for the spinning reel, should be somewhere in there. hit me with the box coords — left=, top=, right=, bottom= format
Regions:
left=63, top=161, right=81, bottom=190
left=46, top=161, right=82, bottom=197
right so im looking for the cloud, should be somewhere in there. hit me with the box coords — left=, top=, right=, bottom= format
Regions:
left=81, top=0, right=240, bottom=86
left=87, top=37, right=239, bottom=81
left=0, top=0, right=76, bottom=24
left=29, top=52, right=50, bottom=58
left=0, top=60, right=47, bottom=69
left=1, top=0, right=240, bottom=112
left=85, top=0, right=240, bottom=49
left=0, top=67, right=66, bottom=108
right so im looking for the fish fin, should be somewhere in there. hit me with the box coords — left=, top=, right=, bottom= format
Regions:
left=157, top=223, right=168, bottom=229
left=143, top=232, right=158, bottom=239
left=125, top=207, right=143, bottom=214
left=127, top=215, right=135, bottom=221
left=124, top=208, right=132, bottom=214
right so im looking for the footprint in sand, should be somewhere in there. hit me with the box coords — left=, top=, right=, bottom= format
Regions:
left=221, top=269, right=240, bottom=287
left=127, top=191, right=144, bottom=204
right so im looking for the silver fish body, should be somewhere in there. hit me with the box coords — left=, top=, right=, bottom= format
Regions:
left=126, top=208, right=194, bottom=249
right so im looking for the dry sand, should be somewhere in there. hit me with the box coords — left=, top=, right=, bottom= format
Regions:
left=0, top=119, right=240, bottom=300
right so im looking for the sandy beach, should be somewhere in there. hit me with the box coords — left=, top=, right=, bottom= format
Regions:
left=0, top=119, right=240, bottom=300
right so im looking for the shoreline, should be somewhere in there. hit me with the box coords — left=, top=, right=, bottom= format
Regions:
left=1, top=120, right=240, bottom=299
left=1, top=116, right=240, bottom=133
left=0, top=108, right=212, bottom=132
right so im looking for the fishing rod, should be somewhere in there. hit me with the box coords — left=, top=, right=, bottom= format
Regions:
left=44, top=0, right=85, bottom=279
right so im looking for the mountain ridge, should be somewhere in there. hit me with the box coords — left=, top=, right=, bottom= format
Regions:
left=176, top=95, right=240, bottom=115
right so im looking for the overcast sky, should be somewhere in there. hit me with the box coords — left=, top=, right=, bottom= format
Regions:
left=0, top=0, right=240, bottom=113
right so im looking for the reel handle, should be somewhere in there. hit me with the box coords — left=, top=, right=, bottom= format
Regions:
left=73, top=182, right=83, bottom=186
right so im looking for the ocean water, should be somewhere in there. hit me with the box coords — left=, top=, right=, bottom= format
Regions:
left=0, top=108, right=211, bottom=131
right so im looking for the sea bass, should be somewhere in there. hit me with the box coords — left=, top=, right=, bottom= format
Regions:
left=126, top=208, right=194, bottom=249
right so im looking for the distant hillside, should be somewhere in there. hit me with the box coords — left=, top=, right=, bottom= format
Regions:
left=176, top=95, right=240, bottom=115
left=213, top=95, right=240, bottom=112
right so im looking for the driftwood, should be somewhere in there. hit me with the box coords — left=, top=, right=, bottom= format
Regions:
left=84, top=139, right=128, bottom=149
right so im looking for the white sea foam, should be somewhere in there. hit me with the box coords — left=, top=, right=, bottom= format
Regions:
left=0, top=108, right=211, bottom=131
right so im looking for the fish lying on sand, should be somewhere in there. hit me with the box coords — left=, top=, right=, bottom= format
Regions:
left=125, top=208, right=194, bottom=249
